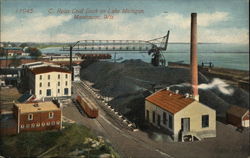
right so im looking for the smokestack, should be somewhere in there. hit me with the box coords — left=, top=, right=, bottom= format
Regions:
left=190, top=13, right=199, bottom=101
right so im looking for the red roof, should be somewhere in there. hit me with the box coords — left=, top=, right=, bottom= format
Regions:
left=30, top=66, right=71, bottom=74
left=146, top=89, right=195, bottom=114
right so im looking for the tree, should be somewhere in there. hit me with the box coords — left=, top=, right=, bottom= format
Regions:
left=25, top=47, right=42, bottom=57
left=19, top=43, right=28, bottom=48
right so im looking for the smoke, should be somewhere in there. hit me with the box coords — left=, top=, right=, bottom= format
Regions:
left=169, top=83, right=191, bottom=87
left=198, top=78, right=234, bottom=95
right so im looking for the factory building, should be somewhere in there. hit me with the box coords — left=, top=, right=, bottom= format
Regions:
left=0, top=101, right=62, bottom=135
left=145, top=89, right=216, bottom=141
left=226, top=105, right=249, bottom=128
left=27, top=66, right=72, bottom=100
left=145, top=13, right=216, bottom=142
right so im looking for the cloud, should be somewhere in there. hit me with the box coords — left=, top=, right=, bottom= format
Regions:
left=1, top=11, right=248, bottom=44
left=1, top=14, right=72, bottom=42
left=198, top=12, right=229, bottom=27
left=2, top=15, right=16, bottom=23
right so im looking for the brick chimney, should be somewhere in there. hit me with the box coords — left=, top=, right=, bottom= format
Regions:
left=191, top=13, right=199, bottom=101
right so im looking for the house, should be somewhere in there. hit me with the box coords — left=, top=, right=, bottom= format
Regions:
left=226, top=105, right=249, bottom=128
left=0, top=101, right=62, bottom=135
left=26, top=66, right=71, bottom=100
left=145, top=89, right=216, bottom=141
left=0, top=47, right=27, bottom=56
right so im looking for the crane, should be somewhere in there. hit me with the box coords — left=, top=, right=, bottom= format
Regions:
left=61, top=30, right=170, bottom=70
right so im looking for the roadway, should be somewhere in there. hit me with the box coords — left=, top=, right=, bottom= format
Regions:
left=63, top=81, right=173, bottom=158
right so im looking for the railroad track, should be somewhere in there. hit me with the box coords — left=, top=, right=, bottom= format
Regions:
left=73, top=81, right=135, bottom=131
left=72, top=81, right=174, bottom=158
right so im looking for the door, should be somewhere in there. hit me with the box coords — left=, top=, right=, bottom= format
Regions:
left=157, top=114, right=161, bottom=126
left=181, top=118, right=190, bottom=132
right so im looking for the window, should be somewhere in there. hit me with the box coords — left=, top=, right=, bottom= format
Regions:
left=21, top=124, right=24, bottom=129
left=58, top=74, right=60, bottom=79
left=65, top=81, right=68, bottom=86
left=47, top=89, right=51, bottom=96
left=31, top=123, right=35, bottom=128
left=48, top=75, right=50, bottom=80
left=58, top=82, right=60, bottom=86
left=49, top=112, right=54, bottom=119
left=40, top=75, right=42, bottom=80
left=65, top=74, right=68, bottom=79
left=58, top=89, right=60, bottom=93
left=46, top=122, right=50, bottom=126
left=39, top=82, right=42, bottom=87
left=28, top=114, right=33, bottom=120
left=51, top=121, right=55, bottom=125
left=48, top=82, right=50, bottom=87
left=41, top=122, right=45, bottom=127
left=202, top=115, right=209, bottom=128
left=64, top=88, right=69, bottom=95
left=168, top=115, right=173, bottom=129
left=146, top=110, right=149, bottom=121
left=36, top=123, right=40, bottom=127
left=153, top=111, right=155, bottom=123
left=163, top=112, right=167, bottom=125
left=39, top=90, right=42, bottom=95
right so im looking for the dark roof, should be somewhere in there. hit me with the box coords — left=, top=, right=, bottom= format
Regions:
left=30, top=66, right=71, bottom=74
left=3, top=47, right=23, bottom=50
left=227, top=105, right=249, bottom=118
left=18, top=93, right=33, bottom=103
left=145, top=89, right=195, bottom=114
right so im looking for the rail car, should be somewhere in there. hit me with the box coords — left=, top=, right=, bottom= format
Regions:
left=76, top=95, right=99, bottom=118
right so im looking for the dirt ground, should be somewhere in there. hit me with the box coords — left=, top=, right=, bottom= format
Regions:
left=0, top=87, right=22, bottom=111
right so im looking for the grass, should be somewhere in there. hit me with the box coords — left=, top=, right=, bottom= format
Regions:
left=0, top=123, right=120, bottom=158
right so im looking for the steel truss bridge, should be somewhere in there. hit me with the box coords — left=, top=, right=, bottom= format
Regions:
left=61, top=30, right=170, bottom=67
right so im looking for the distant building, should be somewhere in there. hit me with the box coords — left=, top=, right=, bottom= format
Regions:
left=0, top=47, right=28, bottom=56
left=145, top=89, right=216, bottom=141
left=72, top=65, right=81, bottom=81
left=27, top=66, right=72, bottom=100
left=226, top=105, right=249, bottom=128
left=0, top=101, right=62, bottom=135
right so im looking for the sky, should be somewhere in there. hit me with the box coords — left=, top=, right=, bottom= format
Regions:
left=0, top=0, right=249, bottom=43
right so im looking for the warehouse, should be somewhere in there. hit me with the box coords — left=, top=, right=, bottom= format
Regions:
left=226, top=105, right=249, bottom=128
left=145, top=89, right=216, bottom=141
left=27, top=66, right=72, bottom=100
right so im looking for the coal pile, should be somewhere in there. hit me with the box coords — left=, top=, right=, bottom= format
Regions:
left=81, top=60, right=249, bottom=126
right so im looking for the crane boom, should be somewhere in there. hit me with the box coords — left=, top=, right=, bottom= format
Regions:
left=61, top=31, right=170, bottom=67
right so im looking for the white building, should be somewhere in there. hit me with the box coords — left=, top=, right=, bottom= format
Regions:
left=27, top=66, right=71, bottom=100
left=72, top=65, right=81, bottom=81
left=145, top=89, right=216, bottom=142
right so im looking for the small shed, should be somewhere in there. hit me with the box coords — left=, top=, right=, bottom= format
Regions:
left=226, top=105, right=249, bottom=128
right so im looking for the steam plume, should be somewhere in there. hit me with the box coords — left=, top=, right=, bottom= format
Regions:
left=198, top=78, right=234, bottom=95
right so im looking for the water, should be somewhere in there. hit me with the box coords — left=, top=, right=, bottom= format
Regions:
left=40, top=43, right=249, bottom=71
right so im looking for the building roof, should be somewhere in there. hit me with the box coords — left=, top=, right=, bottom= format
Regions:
left=15, top=101, right=60, bottom=113
left=227, top=105, right=249, bottom=118
left=3, top=47, right=23, bottom=50
left=145, top=89, right=195, bottom=114
left=30, top=66, right=71, bottom=74
left=18, top=93, right=33, bottom=103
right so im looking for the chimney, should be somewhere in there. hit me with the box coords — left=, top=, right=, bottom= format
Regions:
left=175, top=90, right=179, bottom=94
left=191, top=13, right=199, bottom=101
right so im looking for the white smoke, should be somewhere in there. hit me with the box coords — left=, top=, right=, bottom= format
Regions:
left=198, top=78, right=234, bottom=95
